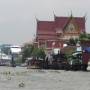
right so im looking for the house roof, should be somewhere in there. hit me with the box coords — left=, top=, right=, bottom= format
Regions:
left=37, top=21, right=55, bottom=31
left=55, top=16, right=85, bottom=32
left=36, top=16, right=86, bottom=40
left=55, top=17, right=69, bottom=29
left=37, top=16, right=85, bottom=32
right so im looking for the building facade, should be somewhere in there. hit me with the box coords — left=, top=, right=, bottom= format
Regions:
left=35, top=15, right=86, bottom=51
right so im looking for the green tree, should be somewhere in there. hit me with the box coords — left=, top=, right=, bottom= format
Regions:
left=1, top=44, right=11, bottom=55
left=87, top=34, right=90, bottom=39
left=37, top=48, right=46, bottom=59
left=22, top=43, right=46, bottom=62
left=79, top=33, right=90, bottom=41
left=68, top=38, right=76, bottom=46
left=79, top=33, right=86, bottom=40
left=22, top=43, right=34, bottom=63
left=31, top=48, right=46, bottom=60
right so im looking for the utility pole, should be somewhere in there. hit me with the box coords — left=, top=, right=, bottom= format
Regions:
left=11, top=53, right=16, bottom=67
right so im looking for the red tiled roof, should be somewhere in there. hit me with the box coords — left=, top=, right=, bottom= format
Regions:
left=55, top=17, right=69, bottom=29
left=37, top=16, right=85, bottom=32
left=37, top=31, right=55, bottom=35
left=36, top=16, right=85, bottom=41
left=55, top=16, right=85, bottom=32
left=74, top=17, right=85, bottom=32
left=37, top=35, right=57, bottom=40
left=37, top=21, right=55, bottom=31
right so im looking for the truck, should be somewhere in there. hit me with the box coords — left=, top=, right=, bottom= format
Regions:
left=68, top=41, right=90, bottom=71
left=81, top=40, right=90, bottom=71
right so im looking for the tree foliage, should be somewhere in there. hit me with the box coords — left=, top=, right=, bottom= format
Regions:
left=68, top=38, right=78, bottom=46
left=79, top=33, right=90, bottom=41
left=0, top=44, right=11, bottom=55
left=22, top=43, right=46, bottom=63
left=31, top=48, right=46, bottom=59
left=22, top=44, right=34, bottom=62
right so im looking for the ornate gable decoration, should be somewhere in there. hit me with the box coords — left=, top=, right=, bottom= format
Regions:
left=63, top=17, right=79, bottom=34
left=65, top=23, right=76, bottom=33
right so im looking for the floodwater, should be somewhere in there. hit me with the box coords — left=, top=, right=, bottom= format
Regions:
left=0, top=66, right=90, bottom=90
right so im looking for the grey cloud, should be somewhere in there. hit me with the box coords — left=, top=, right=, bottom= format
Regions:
left=0, top=0, right=90, bottom=44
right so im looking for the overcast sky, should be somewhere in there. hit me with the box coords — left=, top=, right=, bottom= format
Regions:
left=0, top=0, right=90, bottom=45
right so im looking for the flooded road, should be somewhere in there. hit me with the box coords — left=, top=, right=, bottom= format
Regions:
left=0, top=66, right=90, bottom=90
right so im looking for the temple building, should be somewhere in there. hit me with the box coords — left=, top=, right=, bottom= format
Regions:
left=35, top=15, right=86, bottom=51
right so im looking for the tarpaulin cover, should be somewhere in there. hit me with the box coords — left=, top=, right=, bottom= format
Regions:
left=83, top=47, right=90, bottom=53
